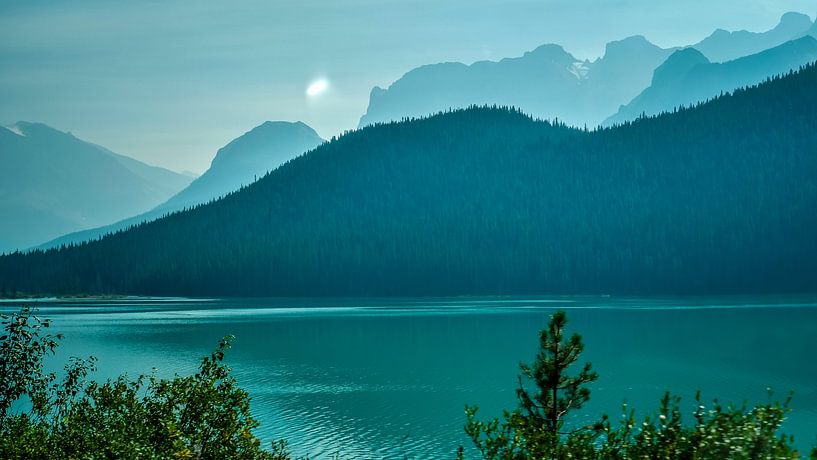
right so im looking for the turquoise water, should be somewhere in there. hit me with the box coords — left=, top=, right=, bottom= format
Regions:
left=2, top=296, right=816, bottom=458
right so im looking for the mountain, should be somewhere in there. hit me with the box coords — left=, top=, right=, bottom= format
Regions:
left=358, top=36, right=675, bottom=129
left=693, top=12, right=813, bottom=62
left=3, top=62, right=817, bottom=297
left=604, top=36, right=817, bottom=126
left=358, top=12, right=817, bottom=130
left=0, top=123, right=192, bottom=254
left=38, top=121, right=324, bottom=250
left=159, top=121, right=324, bottom=212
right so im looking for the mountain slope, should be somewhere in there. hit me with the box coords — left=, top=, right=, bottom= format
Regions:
left=2, top=62, right=817, bottom=297
left=605, top=36, right=817, bottom=125
left=358, top=36, right=675, bottom=128
left=159, top=121, right=324, bottom=212
left=0, top=123, right=192, bottom=253
left=38, top=121, right=324, bottom=250
left=693, top=12, right=813, bottom=62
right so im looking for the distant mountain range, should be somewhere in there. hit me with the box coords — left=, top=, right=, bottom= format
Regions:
left=692, top=12, right=813, bottom=62
left=4, top=63, right=816, bottom=297
left=359, top=36, right=676, bottom=128
left=359, top=12, right=816, bottom=129
left=9, top=10, right=817, bottom=256
left=605, top=36, right=817, bottom=125
left=38, top=121, right=324, bottom=250
left=0, top=123, right=192, bottom=254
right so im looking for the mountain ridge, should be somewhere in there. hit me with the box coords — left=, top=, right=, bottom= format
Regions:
left=4, top=62, right=817, bottom=296
left=359, top=11, right=815, bottom=130
left=0, top=123, right=192, bottom=253
left=37, top=120, right=324, bottom=250
left=358, top=36, right=675, bottom=129
left=693, top=12, right=813, bottom=62
left=605, top=36, right=817, bottom=125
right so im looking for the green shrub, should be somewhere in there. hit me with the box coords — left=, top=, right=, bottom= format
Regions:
left=4, top=306, right=813, bottom=459
left=459, top=310, right=815, bottom=459
left=0, top=306, right=289, bottom=460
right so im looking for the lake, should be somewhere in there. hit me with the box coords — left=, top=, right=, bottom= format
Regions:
left=2, top=296, right=816, bottom=458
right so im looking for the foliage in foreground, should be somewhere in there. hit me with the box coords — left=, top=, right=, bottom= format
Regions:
left=0, top=306, right=289, bottom=460
left=459, top=311, right=817, bottom=460
left=3, top=306, right=815, bottom=459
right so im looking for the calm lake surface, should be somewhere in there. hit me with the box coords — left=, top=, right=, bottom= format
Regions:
left=2, top=296, right=816, bottom=458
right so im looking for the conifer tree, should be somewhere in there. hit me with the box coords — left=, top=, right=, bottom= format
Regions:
left=460, top=310, right=599, bottom=459
left=516, top=311, right=598, bottom=435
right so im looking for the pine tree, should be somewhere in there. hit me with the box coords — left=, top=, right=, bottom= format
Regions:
left=516, top=311, right=598, bottom=435
left=460, top=311, right=808, bottom=459
left=460, top=311, right=599, bottom=459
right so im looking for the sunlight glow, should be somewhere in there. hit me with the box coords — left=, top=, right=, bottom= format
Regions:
left=306, top=79, right=328, bottom=97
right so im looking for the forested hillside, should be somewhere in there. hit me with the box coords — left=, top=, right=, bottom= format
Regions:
left=38, top=121, right=324, bottom=250
left=2, top=63, right=817, bottom=297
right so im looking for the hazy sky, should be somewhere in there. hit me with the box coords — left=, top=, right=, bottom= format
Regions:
left=1, top=0, right=815, bottom=173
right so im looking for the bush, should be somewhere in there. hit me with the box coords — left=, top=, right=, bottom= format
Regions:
left=0, top=306, right=289, bottom=459
left=4, top=306, right=814, bottom=459
left=459, top=310, right=816, bottom=459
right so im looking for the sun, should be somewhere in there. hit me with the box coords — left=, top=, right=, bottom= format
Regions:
left=306, top=79, right=328, bottom=97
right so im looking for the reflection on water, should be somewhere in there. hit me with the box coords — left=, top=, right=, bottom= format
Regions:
left=2, top=296, right=816, bottom=458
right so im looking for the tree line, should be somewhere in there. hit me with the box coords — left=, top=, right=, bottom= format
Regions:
left=1, top=64, right=817, bottom=297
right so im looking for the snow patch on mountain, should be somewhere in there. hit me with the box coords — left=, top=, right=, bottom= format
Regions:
left=569, top=61, right=590, bottom=80
left=7, top=124, right=25, bottom=136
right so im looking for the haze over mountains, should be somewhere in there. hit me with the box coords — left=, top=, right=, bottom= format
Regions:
left=4, top=63, right=816, bottom=297
left=0, top=123, right=192, bottom=253
left=7, top=9, right=817, bottom=255
left=358, top=36, right=675, bottom=129
left=359, top=12, right=817, bottom=129
left=39, top=121, right=324, bottom=250
left=605, top=36, right=817, bottom=125
left=692, top=11, right=813, bottom=62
